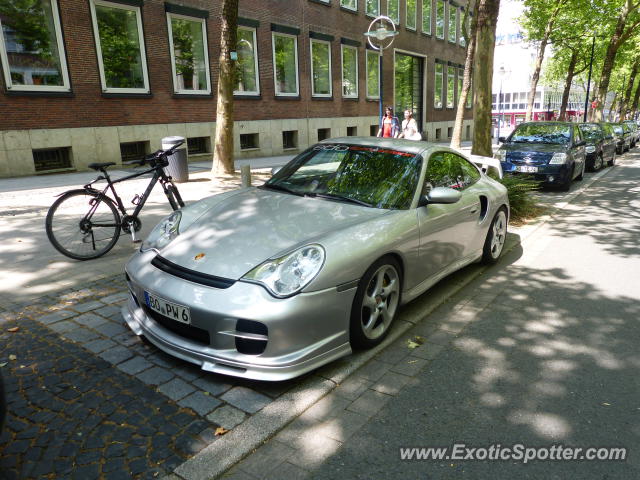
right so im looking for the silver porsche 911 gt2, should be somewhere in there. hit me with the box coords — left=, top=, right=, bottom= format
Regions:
left=122, top=137, right=509, bottom=381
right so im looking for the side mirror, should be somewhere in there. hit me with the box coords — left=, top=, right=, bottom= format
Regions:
left=271, top=166, right=282, bottom=175
left=498, top=136, right=507, bottom=143
left=422, top=187, right=462, bottom=206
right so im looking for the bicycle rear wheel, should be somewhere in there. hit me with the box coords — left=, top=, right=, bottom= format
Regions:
left=45, top=190, right=121, bottom=260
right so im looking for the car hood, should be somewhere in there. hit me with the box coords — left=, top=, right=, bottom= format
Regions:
left=158, top=188, right=388, bottom=279
left=501, top=142, right=568, bottom=154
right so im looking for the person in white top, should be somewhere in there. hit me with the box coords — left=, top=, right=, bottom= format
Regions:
left=398, top=110, right=421, bottom=140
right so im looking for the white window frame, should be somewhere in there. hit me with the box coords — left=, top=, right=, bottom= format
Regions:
left=235, top=26, right=260, bottom=96
left=436, top=0, right=445, bottom=39
left=341, top=0, right=358, bottom=12
left=422, top=0, right=432, bottom=35
left=310, top=39, right=332, bottom=97
left=272, top=32, right=299, bottom=97
left=341, top=44, right=358, bottom=98
left=434, top=63, right=443, bottom=108
left=0, top=0, right=71, bottom=92
left=166, top=13, right=211, bottom=95
left=366, top=0, right=380, bottom=17
left=459, top=7, right=466, bottom=46
left=448, top=2, right=457, bottom=43
left=366, top=49, right=380, bottom=99
left=406, top=0, right=417, bottom=31
left=89, top=0, right=150, bottom=94
left=446, top=65, right=455, bottom=108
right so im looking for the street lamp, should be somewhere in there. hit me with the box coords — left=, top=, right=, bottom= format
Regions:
left=364, top=16, right=398, bottom=125
left=583, top=36, right=595, bottom=122
left=496, top=64, right=509, bottom=144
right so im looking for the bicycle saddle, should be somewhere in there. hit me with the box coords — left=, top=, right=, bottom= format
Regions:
left=88, top=162, right=116, bottom=170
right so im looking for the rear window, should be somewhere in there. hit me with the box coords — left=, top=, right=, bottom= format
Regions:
left=509, top=124, right=571, bottom=145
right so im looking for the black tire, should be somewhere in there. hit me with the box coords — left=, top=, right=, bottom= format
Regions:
left=45, top=190, right=121, bottom=260
left=608, top=152, right=616, bottom=167
left=593, top=154, right=603, bottom=172
left=482, top=207, right=508, bottom=264
left=560, top=165, right=573, bottom=191
left=350, top=256, right=402, bottom=349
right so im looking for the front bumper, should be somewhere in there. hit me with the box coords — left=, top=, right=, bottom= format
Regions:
left=501, top=161, right=573, bottom=185
left=122, top=251, right=357, bottom=381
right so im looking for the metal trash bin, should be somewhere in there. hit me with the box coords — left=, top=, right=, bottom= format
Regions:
left=162, top=136, right=189, bottom=183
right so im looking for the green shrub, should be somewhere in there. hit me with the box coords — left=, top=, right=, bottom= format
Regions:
left=498, top=174, right=545, bottom=224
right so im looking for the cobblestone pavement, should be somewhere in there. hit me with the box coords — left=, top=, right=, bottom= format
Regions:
left=0, top=274, right=299, bottom=479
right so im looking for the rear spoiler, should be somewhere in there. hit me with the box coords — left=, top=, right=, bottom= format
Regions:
left=469, top=155, right=503, bottom=179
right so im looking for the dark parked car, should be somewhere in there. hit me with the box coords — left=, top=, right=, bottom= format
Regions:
left=599, top=123, right=618, bottom=167
left=622, top=120, right=638, bottom=147
left=578, top=123, right=615, bottom=171
left=0, top=370, right=5, bottom=432
left=495, top=121, right=586, bottom=191
left=612, top=123, right=632, bottom=152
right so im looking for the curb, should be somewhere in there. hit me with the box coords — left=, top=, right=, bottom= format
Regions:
left=169, top=162, right=619, bottom=480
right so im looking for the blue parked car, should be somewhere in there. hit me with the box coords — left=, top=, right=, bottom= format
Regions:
left=494, top=122, right=587, bottom=191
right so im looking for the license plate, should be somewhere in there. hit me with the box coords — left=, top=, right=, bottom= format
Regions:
left=515, top=165, right=538, bottom=173
left=144, top=291, right=191, bottom=324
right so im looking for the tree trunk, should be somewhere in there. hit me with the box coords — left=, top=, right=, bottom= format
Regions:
left=630, top=75, right=640, bottom=117
left=450, top=2, right=479, bottom=149
left=211, top=0, right=239, bottom=175
left=471, top=0, right=500, bottom=157
left=619, top=60, right=639, bottom=120
left=558, top=50, right=578, bottom=121
left=525, top=0, right=564, bottom=122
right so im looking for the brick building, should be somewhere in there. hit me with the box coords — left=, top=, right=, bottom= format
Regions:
left=0, top=0, right=473, bottom=178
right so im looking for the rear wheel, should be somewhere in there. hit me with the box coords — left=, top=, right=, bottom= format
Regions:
left=45, top=191, right=121, bottom=260
left=350, top=256, right=402, bottom=349
left=608, top=151, right=616, bottom=167
left=482, top=208, right=508, bottom=264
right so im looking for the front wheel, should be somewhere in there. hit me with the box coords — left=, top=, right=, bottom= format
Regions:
left=45, top=190, right=121, bottom=260
left=482, top=208, right=508, bottom=264
left=350, top=256, right=402, bottom=349
left=608, top=151, right=616, bottom=167
left=576, top=160, right=585, bottom=181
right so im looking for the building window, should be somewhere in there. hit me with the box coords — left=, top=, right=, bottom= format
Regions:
left=366, top=50, right=380, bottom=99
left=366, top=0, right=380, bottom=16
left=435, top=128, right=441, bottom=139
left=434, top=63, right=443, bottom=108
left=283, top=130, right=298, bottom=149
left=387, top=0, right=400, bottom=24
left=235, top=27, right=260, bottom=95
left=341, top=0, right=358, bottom=11
left=0, top=0, right=71, bottom=92
left=272, top=33, right=299, bottom=96
left=435, top=0, right=445, bottom=39
left=406, top=0, right=417, bottom=30
left=341, top=45, right=358, bottom=98
left=370, top=124, right=378, bottom=136
left=457, top=66, right=464, bottom=107
left=422, top=0, right=432, bottom=34
left=447, top=65, right=455, bottom=108
left=466, top=125, right=470, bottom=139
left=120, top=141, right=148, bottom=163
left=466, top=77, right=472, bottom=108
left=167, top=14, right=210, bottom=94
left=318, top=128, right=331, bottom=141
left=448, top=2, right=457, bottom=43
left=187, top=137, right=210, bottom=154
left=33, top=147, right=72, bottom=172
left=447, top=126, right=453, bottom=137
left=459, top=7, right=466, bottom=46
left=310, top=39, right=332, bottom=97
left=90, top=0, right=149, bottom=93
left=240, top=133, right=259, bottom=150
left=347, top=126, right=358, bottom=136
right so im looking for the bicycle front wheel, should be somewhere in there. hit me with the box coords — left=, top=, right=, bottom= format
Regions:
left=45, top=190, right=121, bottom=260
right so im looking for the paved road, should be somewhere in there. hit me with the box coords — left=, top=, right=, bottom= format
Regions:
left=224, top=155, right=640, bottom=479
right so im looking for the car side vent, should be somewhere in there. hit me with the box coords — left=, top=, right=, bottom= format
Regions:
left=479, top=196, right=489, bottom=221
left=235, top=319, right=268, bottom=355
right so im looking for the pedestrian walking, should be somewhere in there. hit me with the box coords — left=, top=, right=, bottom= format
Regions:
left=377, top=106, right=400, bottom=138
left=399, top=110, right=421, bottom=140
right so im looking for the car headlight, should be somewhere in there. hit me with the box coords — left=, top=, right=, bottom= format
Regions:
left=140, top=211, right=182, bottom=252
left=549, top=153, right=567, bottom=164
left=585, top=145, right=596, bottom=153
left=242, top=244, right=325, bottom=298
left=494, top=149, right=506, bottom=161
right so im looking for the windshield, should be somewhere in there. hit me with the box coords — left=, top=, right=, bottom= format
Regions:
left=509, top=123, right=571, bottom=145
left=613, top=126, right=624, bottom=135
left=578, top=124, right=602, bottom=142
left=263, top=144, right=422, bottom=209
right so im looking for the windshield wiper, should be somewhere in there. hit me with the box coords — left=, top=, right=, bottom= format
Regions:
left=259, top=183, right=304, bottom=196
left=310, top=192, right=374, bottom=207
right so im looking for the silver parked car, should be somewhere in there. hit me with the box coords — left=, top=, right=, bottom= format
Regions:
left=122, top=138, right=509, bottom=381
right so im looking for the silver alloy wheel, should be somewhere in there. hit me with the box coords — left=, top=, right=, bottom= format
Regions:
left=490, top=210, right=508, bottom=259
left=596, top=154, right=603, bottom=170
left=361, top=265, right=400, bottom=340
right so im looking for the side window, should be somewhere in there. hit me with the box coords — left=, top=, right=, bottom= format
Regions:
left=424, top=152, right=479, bottom=194
left=457, top=156, right=481, bottom=188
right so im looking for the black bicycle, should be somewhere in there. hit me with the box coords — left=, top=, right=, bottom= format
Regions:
left=45, top=140, right=186, bottom=260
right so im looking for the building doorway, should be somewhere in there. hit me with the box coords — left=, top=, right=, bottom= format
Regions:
left=394, top=53, right=424, bottom=132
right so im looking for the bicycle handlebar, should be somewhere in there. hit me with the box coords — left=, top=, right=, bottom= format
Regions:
left=124, top=139, right=185, bottom=168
